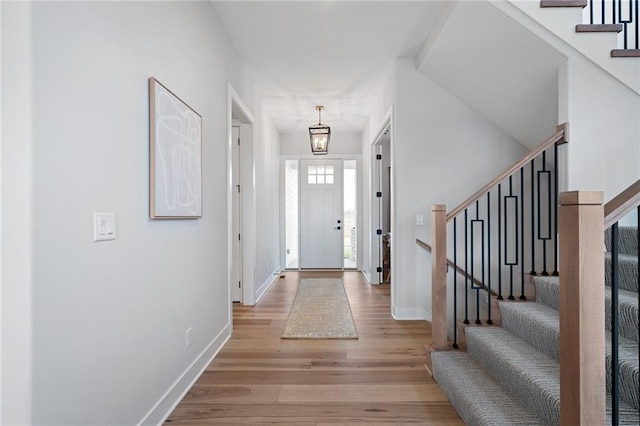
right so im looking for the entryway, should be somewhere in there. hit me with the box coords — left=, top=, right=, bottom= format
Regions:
left=283, top=158, right=359, bottom=270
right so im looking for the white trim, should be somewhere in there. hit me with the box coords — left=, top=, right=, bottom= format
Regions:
left=391, top=306, right=430, bottom=321
left=255, top=267, right=281, bottom=304
left=138, top=324, right=232, bottom=426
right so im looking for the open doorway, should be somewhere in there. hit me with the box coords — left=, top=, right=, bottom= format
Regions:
left=371, top=117, right=392, bottom=286
left=227, top=84, right=255, bottom=319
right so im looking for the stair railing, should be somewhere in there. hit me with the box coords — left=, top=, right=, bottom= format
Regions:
left=585, top=0, right=639, bottom=54
left=429, top=123, right=568, bottom=351
left=603, top=178, right=640, bottom=425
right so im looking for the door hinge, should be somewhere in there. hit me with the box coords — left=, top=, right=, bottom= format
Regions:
left=376, top=229, right=383, bottom=235
left=376, top=192, right=382, bottom=198
left=238, top=233, right=241, bottom=241
left=236, top=184, right=241, bottom=193
left=376, top=154, right=382, bottom=160
left=377, top=266, right=383, bottom=273
left=238, top=281, right=241, bottom=288
left=237, top=138, right=240, bottom=146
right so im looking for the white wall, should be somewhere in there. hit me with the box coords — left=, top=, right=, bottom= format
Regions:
left=1, top=2, right=33, bottom=424
left=560, top=56, right=640, bottom=200
left=280, top=132, right=362, bottom=155
left=253, top=108, right=281, bottom=300
left=392, top=58, right=528, bottom=320
left=13, top=2, right=245, bottom=424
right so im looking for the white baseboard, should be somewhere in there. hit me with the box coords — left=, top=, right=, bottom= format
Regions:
left=361, top=268, right=380, bottom=285
left=392, top=305, right=430, bottom=321
left=255, top=267, right=280, bottom=304
left=138, top=324, right=232, bottom=426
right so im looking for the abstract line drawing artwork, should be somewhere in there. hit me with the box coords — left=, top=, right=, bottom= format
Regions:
left=149, top=77, right=202, bottom=219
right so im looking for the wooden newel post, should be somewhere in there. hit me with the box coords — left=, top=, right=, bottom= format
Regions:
left=431, top=204, right=448, bottom=351
left=559, top=191, right=605, bottom=426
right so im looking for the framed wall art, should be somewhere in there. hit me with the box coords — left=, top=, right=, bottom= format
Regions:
left=149, top=77, right=202, bottom=219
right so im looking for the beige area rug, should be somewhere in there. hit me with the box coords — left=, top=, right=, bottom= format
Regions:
left=281, top=278, right=358, bottom=339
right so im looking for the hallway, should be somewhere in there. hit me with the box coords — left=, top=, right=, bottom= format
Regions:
left=165, top=271, right=462, bottom=424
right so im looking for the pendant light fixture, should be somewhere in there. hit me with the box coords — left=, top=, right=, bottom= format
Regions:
left=309, top=105, right=330, bottom=155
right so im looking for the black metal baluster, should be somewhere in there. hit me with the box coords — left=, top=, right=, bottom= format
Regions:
left=487, top=191, right=493, bottom=325
left=464, top=208, right=470, bottom=325
left=507, top=176, right=515, bottom=300
left=531, top=159, right=536, bottom=275
left=520, top=168, right=526, bottom=299
left=636, top=0, right=640, bottom=49
left=474, top=201, right=481, bottom=324
left=602, top=0, right=606, bottom=24
left=498, top=183, right=503, bottom=300
left=539, top=151, right=550, bottom=276
left=553, top=143, right=559, bottom=276
left=612, top=222, right=620, bottom=425
left=590, top=0, right=594, bottom=24
left=619, top=0, right=634, bottom=49
left=453, top=217, right=458, bottom=349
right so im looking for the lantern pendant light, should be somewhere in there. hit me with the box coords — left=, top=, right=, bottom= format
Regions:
left=309, top=105, right=330, bottom=155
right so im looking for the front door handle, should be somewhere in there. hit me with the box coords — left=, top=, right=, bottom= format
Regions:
left=334, top=226, right=341, bottom=230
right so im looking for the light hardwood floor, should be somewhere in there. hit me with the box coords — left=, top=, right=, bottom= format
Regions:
left=165, top=271, right=462, bottom=425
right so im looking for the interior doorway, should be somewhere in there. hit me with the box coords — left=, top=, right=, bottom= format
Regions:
left=227, top=84, right=255, bottom=314
left=371, top=121, right=392, bottom=285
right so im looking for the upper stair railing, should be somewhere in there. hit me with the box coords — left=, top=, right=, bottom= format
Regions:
left=428, top=123, right=568, bottom=350
left=542, top=0, right=639, bottom=55
left=584, top=0, right=639, bottom=54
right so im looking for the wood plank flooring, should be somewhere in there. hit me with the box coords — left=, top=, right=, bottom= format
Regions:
left=165, top=271, right=462, bottom=425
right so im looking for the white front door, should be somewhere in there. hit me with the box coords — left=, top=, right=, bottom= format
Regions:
left=300, top=159, right=343, bottom=269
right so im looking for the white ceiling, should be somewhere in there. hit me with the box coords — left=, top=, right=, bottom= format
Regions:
left=211, top=1, right=447, bottom=133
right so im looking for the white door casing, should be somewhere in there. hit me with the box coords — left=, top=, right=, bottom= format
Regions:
left=231, top=126, right=242, bottom=302
left=300, top=159, right=343, bottom=269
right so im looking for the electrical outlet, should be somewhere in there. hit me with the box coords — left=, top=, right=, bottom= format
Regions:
left=185, top=327, right=193, bottom=348
left=416, top=214, right=424, bottom=226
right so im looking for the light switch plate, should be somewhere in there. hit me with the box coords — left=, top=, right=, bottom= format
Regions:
left=93, top=212, right=116, bottom=242
left=416, top=214, right=424, bottom=226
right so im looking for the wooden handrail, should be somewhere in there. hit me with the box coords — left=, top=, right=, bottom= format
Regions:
left=446, top=123, right=568, bottom=222
left=416, top=238, right=484, bottom=289
left=604, top=178, right=640, bottom=228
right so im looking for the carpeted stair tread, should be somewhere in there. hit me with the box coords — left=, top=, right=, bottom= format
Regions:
left=465, top=327, right=560, bottom=425
left=498, top=301, right=559, bottom=360
left=431, top=351, right=545, bottom=426
left=605, top=226, right=638, bottom=256
left=606, top=394, right=640, bottom=425
left=534, top=277, right=638, bottom=343
left=533, top=276, right=560, bottom=310
left=605, top=253, right=639, bottom=292
left=605, top=287, right=639, bottom=343
left=605, top=333, right=640, bottom=410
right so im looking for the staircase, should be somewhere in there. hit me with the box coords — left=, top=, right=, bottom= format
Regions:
left=431, top=234, right=640, bottom=424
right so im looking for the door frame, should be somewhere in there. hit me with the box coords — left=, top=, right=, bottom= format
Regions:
left=226, top=84, right=255, bottom=322
left=369, top=107, right=395, bottom=310
left=280, top=154, right=362, bottom=271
